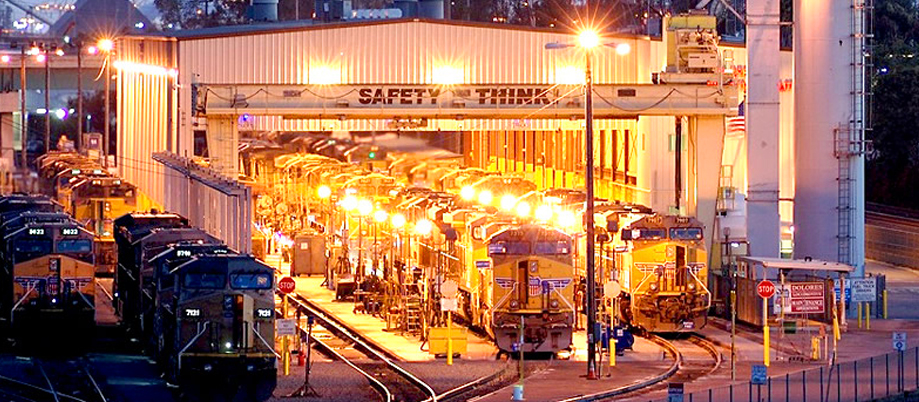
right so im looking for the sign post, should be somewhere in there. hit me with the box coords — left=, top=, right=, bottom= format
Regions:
left=893, top=332, right=907, bottom=352
left=441, top=280, right=458, bottom=366
left=667, top=383, right=684, bottom=402
left=278, top=277, right=296, bottom=376
left=757, top=280, right=776, bottom=367
left=852, top=278, right=877, bottom=330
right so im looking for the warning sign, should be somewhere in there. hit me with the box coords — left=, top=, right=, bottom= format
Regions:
left=781, top=282, right=825, bottom=315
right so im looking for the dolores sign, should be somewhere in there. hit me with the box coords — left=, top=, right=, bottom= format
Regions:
left=777, top=282, right=826, bottom=314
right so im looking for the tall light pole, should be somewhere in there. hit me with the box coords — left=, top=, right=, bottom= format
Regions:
left=547, top=29, right=630, bottom=380
left=98, top=38, right=114, bottom=167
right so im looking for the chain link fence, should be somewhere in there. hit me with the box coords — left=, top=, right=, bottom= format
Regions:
left=647, top=347, right=919, bottom=402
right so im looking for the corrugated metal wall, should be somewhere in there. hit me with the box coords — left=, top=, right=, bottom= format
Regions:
left=118, top=20, right=795, bottom=225
left=117, top=37, right=177, bottom=208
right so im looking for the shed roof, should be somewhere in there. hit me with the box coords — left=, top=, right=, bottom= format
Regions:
left=737, top=257, right=854, bottom=273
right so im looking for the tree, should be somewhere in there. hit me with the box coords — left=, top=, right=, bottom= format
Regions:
left=155, top=0, right=249, bottom=29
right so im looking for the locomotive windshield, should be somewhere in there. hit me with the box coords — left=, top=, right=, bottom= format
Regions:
left=230, top=273, right=272, bottom=289
left=13, top=239, right=52, bottom=261
left=183, top=272, right=227, bottom=289
left=534, top=240, right=571, bottom=255
left=488, top=241, right=530, bottom=255
left=57, top=239, right=93, bottom=253
left=669, top=227, right=703, bottom=240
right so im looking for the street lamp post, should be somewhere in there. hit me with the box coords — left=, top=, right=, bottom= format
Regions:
left=98, top=38, right=114, bottom=168
left=546, top=29, right=630, bottom=380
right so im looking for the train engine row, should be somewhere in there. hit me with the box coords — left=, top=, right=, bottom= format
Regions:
left=0, top=194, right=96, bottom=352
left=113, top=211, right=277, bottom=401
left=37, top=151, right=140, bottom=275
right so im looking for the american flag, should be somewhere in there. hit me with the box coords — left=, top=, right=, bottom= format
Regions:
left=727, top=101, right=745, bottom=136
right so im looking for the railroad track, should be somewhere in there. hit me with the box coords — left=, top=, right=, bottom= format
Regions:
left=284, top=293, right=438, bottom=402
left=561, top=333, right=721, bottom=402
left=0, top=358, right=107, bottom=402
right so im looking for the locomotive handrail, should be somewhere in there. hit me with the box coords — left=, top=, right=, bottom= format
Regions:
left=687, top=269, right=712, bottom=308
left=491, top=282, right=518, bottom=326
left=177, top=321, right=210, bottom=371
left=10, top=282, right=37, bottom=324
left=251, top=322, right=282, bottom=359
left=551, top=286, right=576, bottom=313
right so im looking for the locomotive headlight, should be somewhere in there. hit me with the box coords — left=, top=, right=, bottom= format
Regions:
left=509, top=300, right=520, bottom=310
left=688, top=282, right=697, bottom=292
left=649, top=283, right=659, bottom=292
left=550, top=300, right=559, bottom=309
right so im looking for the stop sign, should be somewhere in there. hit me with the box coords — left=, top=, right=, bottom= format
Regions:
left=278, top=277, right=296, bottom=294
left=757, top=280, right=776, bottom=299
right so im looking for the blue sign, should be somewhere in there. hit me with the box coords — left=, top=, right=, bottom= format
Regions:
left=475, top=260, right=492, bottom=269
left=751, top=364, right=768, bottom=385
left=833, top=279, right=852, bottom=305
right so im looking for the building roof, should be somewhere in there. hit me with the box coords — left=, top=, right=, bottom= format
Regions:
left=160, top=17, right=653, bottom=41
left=737, top=257, right=855, bottom=273
left=49, top=0, right=155, bottom=38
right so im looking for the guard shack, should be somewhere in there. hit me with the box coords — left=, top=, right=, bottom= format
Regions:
left=732, top=257, right=854, bottom=328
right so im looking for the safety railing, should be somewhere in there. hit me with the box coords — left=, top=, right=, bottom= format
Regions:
left=647, top=347, right=919, bottom=402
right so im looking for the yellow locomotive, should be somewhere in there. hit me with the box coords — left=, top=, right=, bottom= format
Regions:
left=486, top=224, right=576, bottom=353
left=617, top=214, right=710, bottom=332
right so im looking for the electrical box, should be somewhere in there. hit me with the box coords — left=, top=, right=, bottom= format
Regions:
left=291, top=233, right=327, bottom=277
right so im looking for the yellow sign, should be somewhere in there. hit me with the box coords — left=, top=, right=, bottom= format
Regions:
left=428, top=327, right=467, bottom=356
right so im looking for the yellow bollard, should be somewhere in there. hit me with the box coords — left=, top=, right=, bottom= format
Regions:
left=812, top=336, right=821, bottom=361
left=866, top=304, right=871, bottom=330
left=447, top=312, right=453, bottom=366
left=610, top=338, right=616, bottom=367
left=763, top=297, right=770, bottom=367
left=282, top=295, right=290, bottom=376
left=833, top=314, right=841, bottom=341
left=857, top=303, right=862, bottom=329
left=884, top=290, right=889, bottom=319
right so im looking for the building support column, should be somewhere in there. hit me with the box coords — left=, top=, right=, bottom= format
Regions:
left=746, top=0, right=782, bottom=258
left=205, top=115, right=239, bottom=177
left=689, top=115, right=726, bottom=256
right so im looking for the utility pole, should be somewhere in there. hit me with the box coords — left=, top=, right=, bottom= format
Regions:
left=19, top=46, right=26, bottom=171
left=103, top=50, right=110, bottom=167
left=44, top=48, right=49, bottom=154
left=77, top=40, right=83, bottom=148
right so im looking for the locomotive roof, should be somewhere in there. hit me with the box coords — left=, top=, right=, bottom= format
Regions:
left=114, top=212, right=190, bottom=241
left=132, top=227, right=218, bottom=248
left=626, top=214, right=703, bottom=228
left=3, top=221, right=93, bottom=240
left=489, top=223, right=571, bottom=242
left=171, top=253, right=273, bottom=275
left=0, top=212, right=75, bottom=233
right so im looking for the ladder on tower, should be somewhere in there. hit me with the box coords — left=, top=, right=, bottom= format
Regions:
left=403, top=296, right=423, bottom=336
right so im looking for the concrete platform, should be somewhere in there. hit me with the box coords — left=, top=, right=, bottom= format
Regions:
left=290, top=276, right=499, bottom=362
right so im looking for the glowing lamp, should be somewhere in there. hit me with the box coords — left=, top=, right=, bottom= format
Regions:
left=391, top=213, right=406, bottom=229
left=87, top=46, right=98, bottom=55
left=500, top=194, right=517, bottom=211
left=535, top=204, right=553, bottom=221
left=35, top=54, right=45, bottom=63
left=478, top=190, right=494, bottom=206
left=415, top=219, right=433, bottom=236
left=317, top=185, right=332, bottom=199
left=374, top=210, right=388, bottom=223
left=357, top=199, right=373, bottom=216
left=557, top=210, right=577, bottom=229
left=460, top=186, right=475, bottom=201
left=615, top=43, right=631, bottom=56
left=516, top=201, right=531, bottom=218
left=578, top=30, right=600, bottom=49
left=341, top=195, right=358, bottom=211
left=0, top=55, right=10, bottom=63
left=98, top=38, right=114, bottom=52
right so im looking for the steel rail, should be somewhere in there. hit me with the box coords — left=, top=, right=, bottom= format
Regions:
left=286, top=293, right=439, bottom=401
left=298, top=320, right=394, bottom=402
left=558, top=334, right=681, bottom=402
left=81, top=364, right=107, bottom=402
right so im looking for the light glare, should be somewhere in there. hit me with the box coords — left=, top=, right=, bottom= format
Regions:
left=317, top=185, right=332, bottom=199
left=535, top=204, right=553, bottom=221
left=391, top=213, right=406, bottom=229
left=460, top=186, right=475, bottom=201
left=500, top=194, right=517, bottom=211
left=578, top=30, right=600, bottom=49
left=478, top=190, right=494, bottom=205
left=415, top=219, right=433, bottom=236
left=615, top=43, right=631, bottom=56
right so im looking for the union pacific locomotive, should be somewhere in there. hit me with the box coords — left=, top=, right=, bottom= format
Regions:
left=114, top=212, right=277, bottom=401
left=0, top=195, right=96, bottom=351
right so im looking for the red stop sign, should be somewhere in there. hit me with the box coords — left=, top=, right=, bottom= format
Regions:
left=278, top=277, right=296, bottom=294
left=757, top=280, right=776, bottom=299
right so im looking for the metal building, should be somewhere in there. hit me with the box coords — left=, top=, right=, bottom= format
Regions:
left=116, top=18, right=803, bottom=264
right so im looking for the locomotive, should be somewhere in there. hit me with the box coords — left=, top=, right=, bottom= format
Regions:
left=114, top=212, right=277, bottom=401
left=0, top=195, right=96, bottom=351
